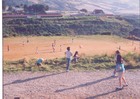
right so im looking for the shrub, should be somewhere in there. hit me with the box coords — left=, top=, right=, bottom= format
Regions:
left=123, top=53, right=140, bottom=69
left=3, top=53, right=140, bottom=72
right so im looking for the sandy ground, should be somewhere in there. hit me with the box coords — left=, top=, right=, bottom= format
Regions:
left=3, top=36, right=140, bottom=61
left=3, top=69, right=140, bottom=99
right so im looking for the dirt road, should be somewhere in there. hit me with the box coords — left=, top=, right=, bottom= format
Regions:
left=3, top=69, right=140, bottom=99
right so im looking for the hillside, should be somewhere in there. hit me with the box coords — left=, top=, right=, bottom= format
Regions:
left=4, top=0, right=139, bottom=15
left=3, top=16, right=140, bottom=37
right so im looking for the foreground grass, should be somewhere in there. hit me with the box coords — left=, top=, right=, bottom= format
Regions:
left=3, top=53, right=140, bottom=72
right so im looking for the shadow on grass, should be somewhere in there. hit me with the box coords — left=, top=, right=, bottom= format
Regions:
left=55, top=76, right=116, bottom=92
left=4, top=72, right=65, bottom=86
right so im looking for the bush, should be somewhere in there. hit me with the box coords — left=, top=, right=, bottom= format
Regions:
left=123, top=53, right=140, bottom=69
left=3, top=53, right=140, bottom=72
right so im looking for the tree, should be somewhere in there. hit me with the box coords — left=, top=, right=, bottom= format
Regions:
left=27, top=4, right=49, bottom=14
left=45, top=5, right=49, bottom=11
left=7, top=6, right=13, bottom=11
left=80, top=9, right=88, bottom=13
left=2, top=0, right=6, bottom=11
left=24, top=4, right=28, bottom=12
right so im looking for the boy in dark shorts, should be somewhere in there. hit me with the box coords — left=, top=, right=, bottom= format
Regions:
left=115, top=50, right=128, bottom=90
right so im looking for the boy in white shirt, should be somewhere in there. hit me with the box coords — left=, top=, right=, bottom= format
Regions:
left=65, top=47, right=72, bottom=72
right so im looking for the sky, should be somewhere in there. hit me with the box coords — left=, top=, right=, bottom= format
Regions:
left=77, top=0, right=139, bottom=14
left=116, top=0, right=139, bottom=14
left=108, top=0, right=139, bottom=7
left=99, top=0, right=139, bottom=14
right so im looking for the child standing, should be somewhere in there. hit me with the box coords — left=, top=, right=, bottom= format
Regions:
left=73, top=51, right=79, bottom=63
left=65, top=47, right=72, bottom=72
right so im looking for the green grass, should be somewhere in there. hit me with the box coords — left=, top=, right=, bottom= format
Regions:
left=3, top=53, right=140, bottom=72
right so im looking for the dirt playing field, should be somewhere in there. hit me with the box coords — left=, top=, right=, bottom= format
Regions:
left=3, top=36, right=140, bottom=61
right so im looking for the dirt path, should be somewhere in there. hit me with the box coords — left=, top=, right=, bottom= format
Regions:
left=3, top=69, right=140, bottom=99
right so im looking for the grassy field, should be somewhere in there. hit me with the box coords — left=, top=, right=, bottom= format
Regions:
left=3, top=35, right=140, bottom=72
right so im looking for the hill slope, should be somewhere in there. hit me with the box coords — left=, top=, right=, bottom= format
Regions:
left=3, top=16, right=136, bottom=37
left=4, top=0, right=139, bottom=15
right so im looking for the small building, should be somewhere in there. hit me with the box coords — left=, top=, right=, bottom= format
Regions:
left=12, top=7, right=24, bottom=14
left=3, top=14, right=27, bottom=18
left=2, top=11, right=12, bottom=15
left=105, top=14, right=114, bottom=18
left=43, top=10, right=62, bottom=18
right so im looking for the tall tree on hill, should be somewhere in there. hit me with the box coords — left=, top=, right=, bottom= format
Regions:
left=80, top=9, right=88, bottom=13
left=24, top=4, right=28, bottom=12
left=27, top=4, right=49, bottom=14
left=2, top=0, right=6, bottom=11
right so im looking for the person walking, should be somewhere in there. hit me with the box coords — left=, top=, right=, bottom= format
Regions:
left=52, top=43, right=55, bottom=52
left=115, top=50, right=128, bottom=90
left=65, top=47, right=72, bottom=72
left=7, top=45, right=10, bottom=52
left=60, top=45, right=62, bottom=52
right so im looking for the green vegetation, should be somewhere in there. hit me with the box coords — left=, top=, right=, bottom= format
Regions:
left=26, top=4, right=49, bottom=14
left=3, top=53, right=140, bottom=72
left=3, top=16, right=139, bottom=38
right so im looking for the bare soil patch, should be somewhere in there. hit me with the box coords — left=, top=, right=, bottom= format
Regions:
left=3, top=36, right=140, bottom=61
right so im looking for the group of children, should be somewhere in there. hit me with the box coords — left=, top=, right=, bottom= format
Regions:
left=64, top=47, right=128, bottom=90
left=36, top=47, right=79, bottom=68
left=36, top=47, right=128, bottom=90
